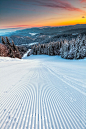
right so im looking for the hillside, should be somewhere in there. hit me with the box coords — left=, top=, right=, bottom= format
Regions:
left=1, top=24, right=86, bottom=46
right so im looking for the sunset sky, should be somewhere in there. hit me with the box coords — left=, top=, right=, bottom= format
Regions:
left=0, top=0, right=86, bottom=30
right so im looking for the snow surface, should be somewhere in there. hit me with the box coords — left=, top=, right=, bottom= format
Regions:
left=0, top=55, right=86, bottom=129
left=29, top=42, right=39, bottom=46
left=22, top=49, right=31, bottom=59
left=29, top=33, right=38, bottom=36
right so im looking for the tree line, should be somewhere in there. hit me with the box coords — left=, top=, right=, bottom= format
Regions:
left=31, top=34, right=86, bottom=59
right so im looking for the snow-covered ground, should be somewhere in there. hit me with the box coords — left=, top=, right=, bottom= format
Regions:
left=0, top=55, right=86, bottom=129
left=29, top=33, right=38, bottom=36
left=22, top=49, right=31, bottom=59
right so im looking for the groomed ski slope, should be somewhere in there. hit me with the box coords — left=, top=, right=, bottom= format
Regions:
left=0, top=55, right=86, bottom=129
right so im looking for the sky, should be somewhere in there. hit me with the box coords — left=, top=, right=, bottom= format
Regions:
left=0, top=0, right=86, bottom=30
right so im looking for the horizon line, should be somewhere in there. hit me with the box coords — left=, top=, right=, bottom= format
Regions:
left=0, top=23, right=86, bottom=33
left=1, top=23, right=86, bottom=30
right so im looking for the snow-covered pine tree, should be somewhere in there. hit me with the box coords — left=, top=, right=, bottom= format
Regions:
left=2, top=37, right=6, bottom=45
left=47, top=43, right=50, bottom=55
left=49, top=43, right=54, bottom=56
left=74, top=37, right=79, bottom=59
left=63, top=40, right=69, bottom=59
left=43, top=44, right=47, bottom=54
left=33, top=45, right=36, bottom=55
left=68, top=39, right=75, bottom=59
left=38, top=43, right=41, bottom=55
left=12, top=40, right=21, bottom=59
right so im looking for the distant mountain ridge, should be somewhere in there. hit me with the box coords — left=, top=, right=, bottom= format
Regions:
left=1, top=24, right=86, bottom=46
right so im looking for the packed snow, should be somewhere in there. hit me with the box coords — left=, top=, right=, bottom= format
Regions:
left=0, top=55, right=86, bottom=129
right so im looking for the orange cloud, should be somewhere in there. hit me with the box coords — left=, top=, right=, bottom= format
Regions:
left=80, top=0, right=86, bottom=2
left=1, top=24, right=41, bottom=29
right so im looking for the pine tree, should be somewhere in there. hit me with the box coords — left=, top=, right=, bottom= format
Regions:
left=1, top=37, right=21, bottom=59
